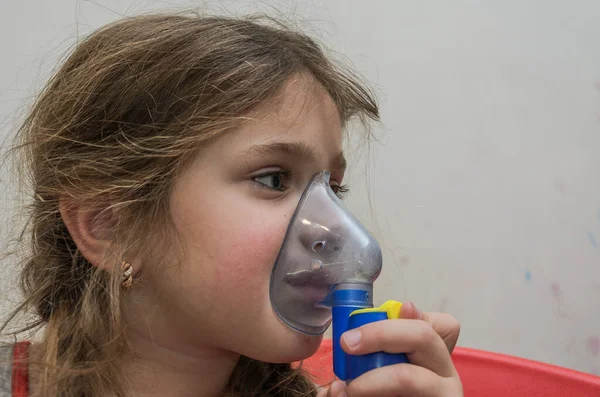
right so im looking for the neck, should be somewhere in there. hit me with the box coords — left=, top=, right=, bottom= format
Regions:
left=121, top=328, right=239, bottom=397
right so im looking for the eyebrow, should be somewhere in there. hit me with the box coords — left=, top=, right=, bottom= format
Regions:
left=246, top=141, right=347, bottom=170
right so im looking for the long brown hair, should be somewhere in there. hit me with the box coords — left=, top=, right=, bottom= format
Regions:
left=2, top=12, right=379, bottom=397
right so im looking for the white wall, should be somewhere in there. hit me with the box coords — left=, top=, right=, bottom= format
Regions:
left=1, top=0, right=599, bottom=375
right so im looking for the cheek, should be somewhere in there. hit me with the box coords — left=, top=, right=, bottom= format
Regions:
left=211, top=213, right=288, bottom=294
left=174, top=189, right=292, bottom=300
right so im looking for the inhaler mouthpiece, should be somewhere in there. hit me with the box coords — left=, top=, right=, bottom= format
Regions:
left=269, top=171, right=382, bottom=334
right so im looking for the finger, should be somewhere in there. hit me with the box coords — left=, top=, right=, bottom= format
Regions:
left=341, top=320, right=457, bottom=377
left=318, top=380, right=345, bottom=397
left=346, top=363, right=461, bottom=397
left=422, top=312, right=461, bottom=353
left=399, top=301, right=423, bottom=320
left=400, top=302, right=461, bottom=353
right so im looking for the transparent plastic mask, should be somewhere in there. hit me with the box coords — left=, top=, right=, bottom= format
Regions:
left=269, top=171, right=383, bottom=334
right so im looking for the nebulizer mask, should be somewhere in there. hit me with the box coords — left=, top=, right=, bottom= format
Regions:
left=270, top=171, right=408, bottom=381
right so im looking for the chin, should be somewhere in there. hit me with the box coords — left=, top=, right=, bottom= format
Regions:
left=246, top=320, right=325, bottom=364
left=271, top=322, right=326, bottom=364
left=270, top=337, right=324, bottom=364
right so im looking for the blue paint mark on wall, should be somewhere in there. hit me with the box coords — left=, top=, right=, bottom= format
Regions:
left=525, top=270, right=532, bottom=283
left=588, top=232, right=598, bottom=248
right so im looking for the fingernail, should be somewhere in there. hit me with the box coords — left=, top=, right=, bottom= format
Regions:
left=343, top=330, right=361, bottom=347
left=408, top=301, right=424, bottom=319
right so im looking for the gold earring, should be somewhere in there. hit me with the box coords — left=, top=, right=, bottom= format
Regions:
left=121, top=261, right=133, bottom=289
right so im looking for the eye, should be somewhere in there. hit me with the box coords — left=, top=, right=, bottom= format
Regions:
left=253, top=170, right=291, bottom=192
left=331, top=184, right=349, bottom=199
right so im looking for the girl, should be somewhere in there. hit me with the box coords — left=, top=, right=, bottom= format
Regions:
left=1, top=13, right=462, bottom=397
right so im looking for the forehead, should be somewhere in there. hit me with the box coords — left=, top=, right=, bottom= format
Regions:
left=224, top=75, right=343, bottom=154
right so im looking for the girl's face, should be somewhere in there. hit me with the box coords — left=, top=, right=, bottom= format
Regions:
left=135, top=76, right=346, bottom=362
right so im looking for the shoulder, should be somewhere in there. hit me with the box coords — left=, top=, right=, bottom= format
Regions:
left=0, top=342, right=30, bottom=397
left=0, top=344, right=14, bottom=396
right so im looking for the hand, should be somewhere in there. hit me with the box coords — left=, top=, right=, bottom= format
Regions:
left=317, top=302, right=462, bottom=397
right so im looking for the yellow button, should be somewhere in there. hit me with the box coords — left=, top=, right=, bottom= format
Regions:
left=350, top=300, right=403, bottom=319
left=383, top=300, right=403, bottom=319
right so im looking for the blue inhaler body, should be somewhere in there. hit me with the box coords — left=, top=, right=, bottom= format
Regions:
left=325, top=285, right=409, bottom=381
left=269, top=171, right=408, bottom=381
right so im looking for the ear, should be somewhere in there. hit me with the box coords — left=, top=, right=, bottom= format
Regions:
left=59, top=198, right=117, bottom=271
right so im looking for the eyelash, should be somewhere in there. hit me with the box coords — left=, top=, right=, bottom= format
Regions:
left=333, top=184, right=349, bottom=199
left=253, top=170, right=349, bottom=199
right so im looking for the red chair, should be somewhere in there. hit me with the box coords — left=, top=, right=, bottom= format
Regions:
left=299, top=339, right=600, bottom=396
